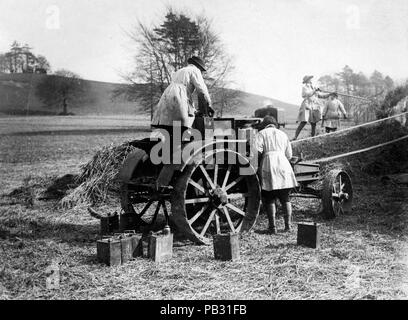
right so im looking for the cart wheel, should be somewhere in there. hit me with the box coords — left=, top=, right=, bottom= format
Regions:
left=171, top=150, right=261, bottom=245
left=120, top=183, right=170, bottom=229
left=322, top=169, right=353, bottom=219
left=120, top=148, right=170, bottom=231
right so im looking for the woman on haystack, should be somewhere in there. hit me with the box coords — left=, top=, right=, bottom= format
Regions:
left=321, top=92, right=348, bottom=133
left=293, top=75, right=330, bottom=140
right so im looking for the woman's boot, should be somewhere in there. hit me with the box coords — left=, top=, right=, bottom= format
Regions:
left=283, top=202, right=293, bottom=232
left=265, top=201, right=277, bottom=234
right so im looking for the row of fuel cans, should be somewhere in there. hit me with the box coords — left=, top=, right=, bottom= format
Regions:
left=96, top=212, right=321, bottom=266
left=97, top=228, right=173, bottom=266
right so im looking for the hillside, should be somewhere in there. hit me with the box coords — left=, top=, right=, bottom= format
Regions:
left=0, top=73, right=299, bottom=119
left=227, top=90, right=299, bottom=120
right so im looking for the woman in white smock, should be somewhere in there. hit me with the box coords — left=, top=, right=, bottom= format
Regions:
left=255, top=116, right=298, bottom=233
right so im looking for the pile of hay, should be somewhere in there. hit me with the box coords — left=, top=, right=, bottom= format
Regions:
left=61, top=142, right=136, bottom=208
left=360, top=140, right=408, bottom=175
left=292, top=119, right=408, bottom=178
left=292, top=119, right=408, bottom=161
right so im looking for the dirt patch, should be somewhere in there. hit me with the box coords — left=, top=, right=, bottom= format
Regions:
left=7, top=176, right=54, bottom=207
left=39, top=174, right=79, bottom=200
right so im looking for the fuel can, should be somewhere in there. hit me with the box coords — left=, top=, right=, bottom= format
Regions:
left=124, top=230, right=143, bottom=258
left=297, top=222, right=321, bottom=249
left=213, top=232, right=240, bottom=261
left=119, top=236, right=133, bottom=263
left=148, top=233, right=173, bottom=263
left=96, top=237, right=122, bottom=266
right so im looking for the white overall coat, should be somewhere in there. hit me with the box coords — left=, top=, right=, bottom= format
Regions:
left=255, top=126, right=298, bottom=191
left=152, top=64, right=211, bottom=128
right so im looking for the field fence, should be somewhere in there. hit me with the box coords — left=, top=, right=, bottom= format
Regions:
left=338, top=95, right=376, bottom=124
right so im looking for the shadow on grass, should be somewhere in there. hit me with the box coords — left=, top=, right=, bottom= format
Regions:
left=0, top=207, right=202, bottom=250
left=0, top=216, right=99, bottom=244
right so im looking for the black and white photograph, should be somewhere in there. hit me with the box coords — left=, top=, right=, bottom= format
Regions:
left=0, top=0, right=407, bottom=304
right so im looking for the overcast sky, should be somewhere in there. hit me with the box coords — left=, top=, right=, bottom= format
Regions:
left=1, top=0, right=407, bottom=104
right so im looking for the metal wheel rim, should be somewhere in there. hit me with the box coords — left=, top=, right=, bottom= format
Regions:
left=171, top=150, right=260, bottom=244
left=322, top=169, right=353, bottom=219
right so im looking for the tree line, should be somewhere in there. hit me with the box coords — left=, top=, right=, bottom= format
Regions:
left=318, top=66, right=397, bottom=123
left=0, top=41, right=51, bottom=74
left=318, top=65, right=394, bottom=99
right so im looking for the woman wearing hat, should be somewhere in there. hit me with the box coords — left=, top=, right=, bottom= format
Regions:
left=321, top=92, right=348, bottom=133
left=255, top=116, right=298, bottom=233
left=152, top=56, right=213, bottom=134
left=293, top=75, right=330, bottom=140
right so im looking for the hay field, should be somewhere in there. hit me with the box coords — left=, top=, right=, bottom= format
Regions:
left=0, top=116, right=407, bottom=300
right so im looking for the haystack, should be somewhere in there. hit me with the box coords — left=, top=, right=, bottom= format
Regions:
left=293, top=119, right=408, bottom=178
left=60, top=142, right=136, bottom=208
left=292, top=119, right=408, bottom=161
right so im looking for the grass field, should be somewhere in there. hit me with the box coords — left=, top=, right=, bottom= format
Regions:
left=0, top=115, right=407, bottom=300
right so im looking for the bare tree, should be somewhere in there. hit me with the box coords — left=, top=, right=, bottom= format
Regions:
left=36, top=69, right=89, bottom=115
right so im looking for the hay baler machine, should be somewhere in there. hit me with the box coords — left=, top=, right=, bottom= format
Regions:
left=118, top=114, right=353, bottom=245
left=118, top=116, right=262, bottom=245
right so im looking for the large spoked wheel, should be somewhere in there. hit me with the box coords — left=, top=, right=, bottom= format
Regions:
left=171, top=150, right=261, bottom=245
left=322, top=169, right=353, bottom=219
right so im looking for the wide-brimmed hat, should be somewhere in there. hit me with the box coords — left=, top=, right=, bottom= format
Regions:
left=303, top=75, right=314, bottom=83
left=188, top=56, right=206, bottom=72
left=253, top=115, right=278, bottom=131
